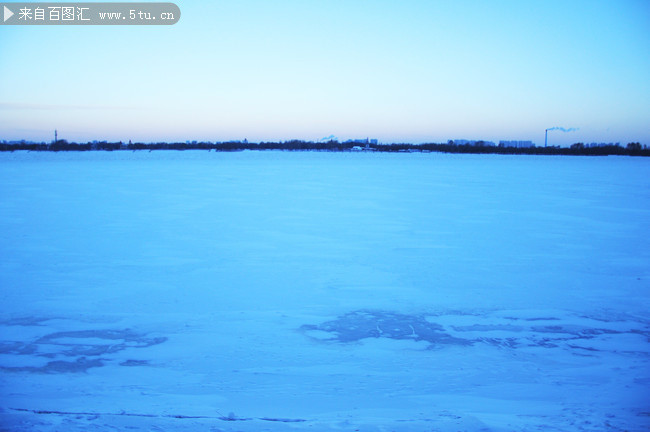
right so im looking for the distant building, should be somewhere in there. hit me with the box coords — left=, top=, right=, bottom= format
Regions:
left=499, top=140, right=534, bottom=148
left=346, top=138, right=378, bottom=150
left=586, top=142, right=620, bottom=148
left=452, top=139, right=495, bottom=146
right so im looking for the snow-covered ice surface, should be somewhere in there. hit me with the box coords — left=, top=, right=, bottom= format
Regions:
left=0, top=151, right=648, bottom=431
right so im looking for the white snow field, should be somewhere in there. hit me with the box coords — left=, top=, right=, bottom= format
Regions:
left=0, top=150, right=648, bottom=431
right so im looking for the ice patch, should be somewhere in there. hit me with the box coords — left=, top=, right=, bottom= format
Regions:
left=0, top=327, right=166, bottom=373
left=301, top=310, right=472, bottom=347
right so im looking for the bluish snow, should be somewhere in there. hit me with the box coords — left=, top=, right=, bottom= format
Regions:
left=0, top=151, right=648, bottom=431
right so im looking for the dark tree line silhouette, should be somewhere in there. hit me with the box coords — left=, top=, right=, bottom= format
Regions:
left=0, top=139, right=648, bottom=156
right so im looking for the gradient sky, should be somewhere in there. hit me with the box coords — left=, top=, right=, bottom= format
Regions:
left=1, top=0, right=649, bottom=145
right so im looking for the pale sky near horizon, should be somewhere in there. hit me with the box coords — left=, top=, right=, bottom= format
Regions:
left=1, top=0, right=649, bottom=145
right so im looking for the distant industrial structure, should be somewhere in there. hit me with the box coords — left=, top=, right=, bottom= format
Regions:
left=545, top=127, right=579, bottom=147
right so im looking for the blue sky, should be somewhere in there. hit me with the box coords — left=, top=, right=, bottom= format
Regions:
left=1, top=0, right=649, bottom=145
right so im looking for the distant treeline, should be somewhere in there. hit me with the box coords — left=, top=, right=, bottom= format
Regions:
left=1, top=140, right=648, bottom=156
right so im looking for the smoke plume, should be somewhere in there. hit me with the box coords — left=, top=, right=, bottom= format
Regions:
left=546, top=127, right=579, bottom=132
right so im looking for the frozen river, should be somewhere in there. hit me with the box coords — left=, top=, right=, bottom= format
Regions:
left=1, top=150, right=649, bottom=431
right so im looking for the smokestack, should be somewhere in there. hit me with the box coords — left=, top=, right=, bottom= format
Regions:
left=545, top=129, right=548, bottom=147
left=545, top=126, right=578, bottom=147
